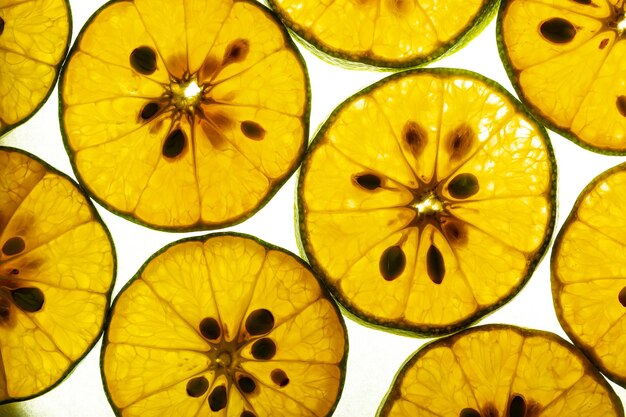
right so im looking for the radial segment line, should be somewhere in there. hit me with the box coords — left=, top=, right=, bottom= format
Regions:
left=403, top=397, right=445, bottom=417
left=464, top=219, right=529, bottom=256
left=190, top=114, right=203, bottom=221
left=591, top=313, right=626, bottom=349
left=110, top=341, right=209, bottom=355
left=233, top=250, right=268, bottom=339
left=536, top=374, right=585, bottom=412
left=2, top=0, right=37, bottom=10
left=400, top=228, right=422, bottom=318
left=0, top=44, right=54, bottom=67
left=27, top=314, right=72, bottom=362
left=264, top=296, right=323, bottom=335
left=199, top=244, right=226, bottom=339
left=524, top=0, right=614, bottom=20
left=579, top=218, right=626, bottom=248
left=450, top=346, right=481, bottom=410
left=444, top=233, right=480, bottom=307
left=77, top=50, right=168, bottom=88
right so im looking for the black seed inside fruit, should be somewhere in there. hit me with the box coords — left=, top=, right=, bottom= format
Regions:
left=572, top=0, right=592, bottom=5
left=241, top=121, right=266, bottom=140
left=223, top=39, right=250, bottom=65
left=238, top=375, right=257, bottom=394
left=509, top=395, right=526, bottom=417
left=426, top=245, right=445, bottom=284
left=2, top=236, right=25, bottom=256
left=355, top=173, right=382, bottom=190
left=540, top=18, right=577, bottom=44
left=245, top=309, right=275, bottom=336
left=447, top=124, right=475, bottom=160
left=199, top=317, right=221, bottom=340
left=443, top=220, right=468, bottom=246
left=271, top=369, right=290, bottom=387
left=0, top=298, right=11, bottom=322
left=251, top=338, right=276, bottom=360
left=459, top=408, right=481, bottom=417
left=448, top=173, right=480, bottom=199
left=617, top=96, right=626, bottom=118
left=163, top=129, right=186, bottom=158
left=619, top=287, right=626, bottom=307
left=186, top=376, right=209, bottom=397
left=130, top=46, right=157, bottom=75
left=0, top=18, right=4, bottom=36
left=241, top=411, right=256, bottom=417
left=208, top=385, right=227, bottom=411
left=140, top=102, right=160, bottom=121
left=599, top=38, right=609, bottom=49
left=11, top=287, right=44, bottom=312
left=403, top=121, right=427, bottom=157
left=379, top=245, right=406, bottom=281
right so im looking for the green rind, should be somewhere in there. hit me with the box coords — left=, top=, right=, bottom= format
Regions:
left=58, top=0, right=311, bottom=232
left=0, top=145, right=117, bottom=406
left=375, top=324, right=625, bottom=417
left=551, top=161, right=626, bottom=388
left=0, top=0, right=72, bottom=138
left=267, top=0, right=500, bottom=70
left=296, top=67, right=558, bottom=337
left=99, top=231, right=349, bottom=417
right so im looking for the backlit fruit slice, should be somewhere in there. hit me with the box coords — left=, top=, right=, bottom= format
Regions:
left=102, top=233, right=347, bottom=417
left=377, top=324, right=625, bottom=417
left=298, top=68, right=556, bottom=336
left=0, top=147, right=115, bottom=403
left=0, top=0, right=71, bottom=136
left=60, top=0, right=308, bottom=231
left=552, top=162, right=626, bottom=387
left=268, top=0, right=498, bottom=68
left=498, top=0, right=626, bottom=153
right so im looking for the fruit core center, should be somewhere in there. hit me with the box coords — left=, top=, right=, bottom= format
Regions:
left=618, top=15, right=626, bottom=33
left=216, top=351, right=232, bottom=368
left=414, top=193, right=443, bottom=216
left=171, top=78, right=202, bottom=110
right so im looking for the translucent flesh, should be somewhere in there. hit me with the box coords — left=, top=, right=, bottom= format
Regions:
left=0, top=149, right=114, bottom=401
left=379, top=326, right=623, bottom=417
left=103, top=235, right=346, bottom=417
left=61, top=0, right=307, bottom=229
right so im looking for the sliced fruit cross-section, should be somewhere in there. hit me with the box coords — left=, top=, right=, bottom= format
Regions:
left=298, top=68, right=556, bottom=335
left=102, top=233, right=347, bottom=417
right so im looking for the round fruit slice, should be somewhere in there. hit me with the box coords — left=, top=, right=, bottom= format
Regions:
left=268, top=0, right=498, bottom=68
left=60, top=0, right=309, bottom=231
left=102, top=233, right=347, bottom=417
left=298, top=68, right=556, bottom=336
left=0, top=147, right=115, bottom=403
left=377, top=324, right=625, bottom=417
left=0, top=0, right=71, bottom=136
left=498, top=0, right=626, bottom=153
left=552, top=162, right=626, bottom=387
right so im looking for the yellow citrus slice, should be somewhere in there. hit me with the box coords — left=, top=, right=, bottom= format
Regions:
left=552, top=162, right=626, bottom=387
left=102, top=233, right=347, bottom=417
left=498, top=0, right=626, bottom=153
left=268, top=0, right=498, bottom=68
left=0, top=0, right=71, bottom=136
left=298, top=68, right=556, bottom=335
left=60, top=0, right=308, bottom=230
left=0, top=147, right=115, bottom=403
left=377, top=324, right=625, bottom=417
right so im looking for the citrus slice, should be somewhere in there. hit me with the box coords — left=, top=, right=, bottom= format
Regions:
left=59, top=0, right=309, bottom=231
left=497, top=0, right=626, bottom=153
left=102, top=233, right=347, bottom=417
left=0, top=0, right=71, bottom=136
left=377, top=324, right=625, bottom=417
left=268, top=0, right=498, bottom=68
left=0, top=147, right=115, bottom=403
left=552, top=162, right=626, bottom=387
left=297, top=68, right=556, bottom=336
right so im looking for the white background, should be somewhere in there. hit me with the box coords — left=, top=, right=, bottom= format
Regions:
left=1, top=0, right=625, bottom=416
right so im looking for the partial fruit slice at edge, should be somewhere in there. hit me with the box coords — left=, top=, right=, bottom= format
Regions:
left=269, top=0, right=498, bottom=68
left=498, top=0, right=626, bottom=153
left=0, top=147, right=115, bottom=403
left=102, top=233, right=347, bottom=417
left=60, top=0, right=309, bottom=230
left=298, top=68, right=556, bottom=336
left=552, top=162, right=626, bottom=387
left=377, top=324, right=625, bottom=417
left=0, top=0, right=71, bottom=136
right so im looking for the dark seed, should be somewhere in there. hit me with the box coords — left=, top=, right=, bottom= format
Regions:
left=572, top=0, right=592, bottom=5
left=238, top=375, right=256, bottom=394
left=271, top=369, right=290, bottom=387
left=163, top=129, right=186, bottom=158
left=208, top=385, right=228, bottom=411
left=199, top=317, right=221, bottom=340
left=251, top=338, right=276, bottom=360
left=355, top=173, right=382, bottom=190
left=186, top=376, right=209, bottom=397
left=0, top=18, right=4, bottom=36
left=443, top=220, right=468, bottom=246
left=11, top=287, right=44, bottom=312
left=245, top=309, right=275, bottom=336
left=402, top=121, right=427, bottom=157
left=241, top=121, right=266, bottom=140
left=2, top=236, right=25, bottom=256
left=140, top=102, right=160, bottom=121
left=223, top=39, right=250, bottom=65
left=509, top=395, right=526, bottom=417
left=241, top=411, right=256, bottom=417
left=446, top=124, right=475, bottom=160
left=130, top=46, right=158, bottom=75
left=618, top=287, right=626, bottom=307
left=448, top=173, right=480, bottom=199
left=459, top=408, right=481, bottom=417
left=426, top=245, right=445, bottom=284
left=599, top=38, right=609, bottom=49
left=379, top=246, right=406, bottom=281
left=0, top=298, right=11, bottom=321
left=617, top=96, right=626, bottom=118
left=540, top=18, right=577, bottom=44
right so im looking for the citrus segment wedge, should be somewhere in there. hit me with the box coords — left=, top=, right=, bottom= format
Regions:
left=298, top=69, right=556, bottom=335
left=60, top=0, right=309, bottom=231
left=377, top=325, right=624, bottom=417
left=0, top=147, right=115, bottom=403
left=552, top=162, right=626, bottom=387
left=0, top=0, right=71, bottom=136
left=102, top=233, right=347, bottom=417
left=498, top=0, right=626, bottom=153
